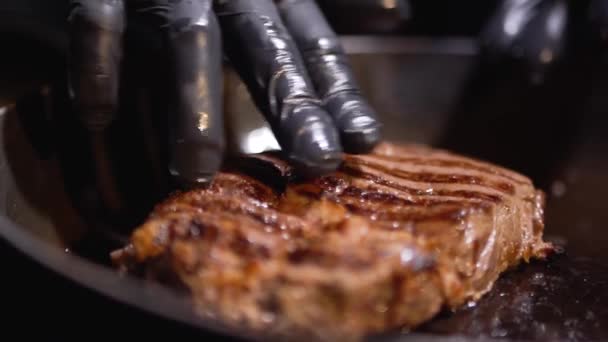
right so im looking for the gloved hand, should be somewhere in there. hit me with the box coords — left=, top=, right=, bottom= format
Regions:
left=68, top=0, right=382, bottom=195
left=480, top=0, right=568, bottom=75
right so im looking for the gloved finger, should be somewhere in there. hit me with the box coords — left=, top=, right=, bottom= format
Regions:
left=513, top=0, right=568, bottom=72
left=67, top=0, right=126, bottom=213
left=214, top=0, right=342, bottom=178
left=276, top=0, right=382, bottom=153
left=480, top=0, right=540, bottom=56
left=68, top=0, right=125, bottom=131
left=129, top=0, right=224, bottom=189
left=167, top=1, right=225, bottom=188
left=481, top=0, right=568, bottom=71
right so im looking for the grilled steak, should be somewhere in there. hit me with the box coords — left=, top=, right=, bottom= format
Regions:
left=112, top=142, right=554, bottom=340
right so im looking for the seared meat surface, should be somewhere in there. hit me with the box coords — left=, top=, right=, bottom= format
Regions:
left=112, top=142, right=553, bottom=340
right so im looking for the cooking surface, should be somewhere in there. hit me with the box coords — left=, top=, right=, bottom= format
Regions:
left=418, top=254, right=608, bottom=341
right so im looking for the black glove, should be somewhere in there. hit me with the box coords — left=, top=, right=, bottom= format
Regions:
left=480, top=0, right=569, bottom=75
left=68, top=0, right=382, bottom=197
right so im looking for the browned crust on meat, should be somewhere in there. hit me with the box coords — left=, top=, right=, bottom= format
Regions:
left=112, top=142, right=554, bottom=341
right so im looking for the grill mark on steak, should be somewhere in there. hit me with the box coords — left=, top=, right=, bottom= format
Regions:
left=372, top=142, right=530, bottom=184
left=343, top=203, right=471, bottom=223
left=317, top=176, right=492, bottom=208
left=147, top=209, right=300, bottom=256
left=292, top=181, right=491, bottom=224
left=338, top=186, right=484, bottom=208
left=158, top=194, right=306, bottom=234
left=365, top=153, right=529, bottom=186
left=230, top=229, right=273, bottom=260
left=343, top=176, right=496, bottom=205
left=345, top=157, right=516, bottom=195
left=205, top=173, right=280, bottom=205
left=288, top=183, right=491, bottom=226
left=340, top=166, right=503, bottom=203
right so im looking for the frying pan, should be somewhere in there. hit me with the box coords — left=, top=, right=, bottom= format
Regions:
left=1, top=3, right=607, bottom=340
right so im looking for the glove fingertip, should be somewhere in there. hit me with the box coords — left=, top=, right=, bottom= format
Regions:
left=341, top=122, right=383, bottom=154
left=325, top=93, right=383, bottom=154
left=282, top=104, right=343, bottom=178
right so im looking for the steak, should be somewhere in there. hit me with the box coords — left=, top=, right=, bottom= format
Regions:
left=112, top=142, right=554, bottom=340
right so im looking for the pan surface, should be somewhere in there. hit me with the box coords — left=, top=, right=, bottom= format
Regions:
left=1, top=35, right=608, bottom=340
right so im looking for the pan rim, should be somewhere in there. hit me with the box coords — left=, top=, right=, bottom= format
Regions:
left=0, top=214, right=257, bottom=341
